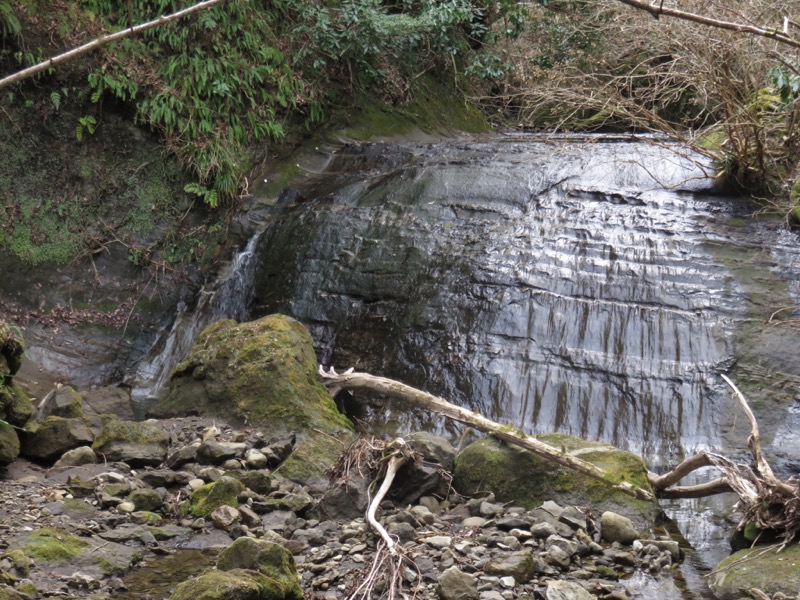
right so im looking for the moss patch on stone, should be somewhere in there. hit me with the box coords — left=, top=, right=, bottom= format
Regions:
left=169, top=567, right=301, bottom=600
left=453, top=434, right=658, bottom=526
left=217, top=538, right=302, bottom=599
left=23, top=528, right=91, bottom=563
left=709, top=543, right=800, bottom=600
left=190, top=476, right=245, bottom=519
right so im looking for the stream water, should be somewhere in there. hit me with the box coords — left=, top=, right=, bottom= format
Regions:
left=128, top=133, right=800, bottom=598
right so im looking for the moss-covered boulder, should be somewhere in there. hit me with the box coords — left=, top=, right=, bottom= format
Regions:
left=151, top=315, right=355, bottom=482
left=91, top=417, right=169, bottom=467
left=0, top=321, right=24, bottom=377
left=35, top=385, right=84, bottom=419
left=190, top=475, right=245, bottom=518
left=453, top=434, right=659, bottom=527
left=0, top=320, right=33, bottom=434
left=0, top=385, right=32, bottom=428
left=169, top=568, right=300, bottom=600
left=709, top=543, right=800, bottom=599
left=0, top=425, right=20, bottom=465
left=21, top=416, right=94, bottom=462
left=170, top=538, right=302, bottom=600
left=217, top=538, right=302, bottom=598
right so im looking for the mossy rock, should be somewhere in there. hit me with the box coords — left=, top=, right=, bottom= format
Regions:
left=22, top=528, right=91, bottom=563
left=21, top=416, right=94, bottom=462
left=453, top=434, right=659, bottom=527
left=0, top=587, right=28, bottom=600
left=0, top=425, right=20, bottom=465
left=190, top=476, right=245, bottom=519
left=169, top=568, right=301, bottom=600
left=0, top=321, right=25, bottom=377
left=0, top=383, right=33, bottom=427
left=217, top=538, right=302, bottom=599
left=92, top=416, right=169, bottom=467
left=152, top=315, right=355, bottom=482
left=709, top=543, right=800, bottom=600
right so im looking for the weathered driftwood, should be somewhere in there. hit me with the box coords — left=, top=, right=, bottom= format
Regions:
left=319, top=367, right=655, bottom=502
left=320, top=367, right=800, bottom=543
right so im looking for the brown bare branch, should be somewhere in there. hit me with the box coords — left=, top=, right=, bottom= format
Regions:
left=613, top=0, right=800, bottom=49
left=0, top=0, right=225, bottom=90
left=656, top=477, right=733, bottom=499
left=648, top=452, right=713, bottom=490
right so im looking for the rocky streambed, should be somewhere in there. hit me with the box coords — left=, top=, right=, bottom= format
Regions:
left=3, top=314, right=799, bottom=600
left=1, top=414, right=681, bottom=600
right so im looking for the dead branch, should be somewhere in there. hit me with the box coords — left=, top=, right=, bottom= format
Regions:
left=612, top=0, right=800, bottom=49
left=0, top=0, right=224, bottom=90
left=318, top=367, right=655, bottom=502
left=720, top=374, right=796, bottom=497
left=366, top=440, right=410, bottom=556
left=648, top=452, right=713, bottom=490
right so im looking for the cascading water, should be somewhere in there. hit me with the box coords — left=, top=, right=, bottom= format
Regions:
left=250, top=134, right=799, bottom=466
left=126, top=231, right=262, bottom=416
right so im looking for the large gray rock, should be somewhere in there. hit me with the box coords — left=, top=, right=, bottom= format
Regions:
left=437, top=566, right=479, bottom=600
left=483, top=550, right=539, bottom=583
left=21, top=416, right=94, bottom=461
left=53, top=445, right=97, bottom=468
left=600, top=511, right=640, bottom=545
left=0, top=424, right=20, bottom=465
left=454, top=435, right=659, bottom=528
left=36, top=385, right=84, bottom=420
left=82, top=386, right=134, bottom=419
left=545, top=580, right=594, bottom=600
left=92, top=417, right=168, bottom=467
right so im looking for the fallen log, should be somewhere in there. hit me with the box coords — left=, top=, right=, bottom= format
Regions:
left=319, top=366, right=800, bottom=544
left=319, top=367, right=655, bottom=502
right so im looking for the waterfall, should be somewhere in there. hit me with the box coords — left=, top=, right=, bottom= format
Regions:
left=127, top=230, right=262, bottom=416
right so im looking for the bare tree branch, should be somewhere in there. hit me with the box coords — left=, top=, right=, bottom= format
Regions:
left=0, top=0, right=224, bottom=90
left=318, top=366, right=655, bottom=502
left=613, top=0, right=800, bottom=49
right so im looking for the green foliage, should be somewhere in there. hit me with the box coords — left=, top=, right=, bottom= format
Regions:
left=184, top=182, right=218, bottom=209
left=75, top=115, right=96, bottom=141
left=0, top=0, right=20, bottom=37
left=768, top=65, right=800, bottom=105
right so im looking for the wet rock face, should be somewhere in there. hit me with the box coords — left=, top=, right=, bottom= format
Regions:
left=249, top=136, right=800, bottom=465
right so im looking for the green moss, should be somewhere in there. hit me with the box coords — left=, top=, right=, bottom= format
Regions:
left=64, top=498, right=95, bottom=512
left=217, top=538, right=302, bottom=599
left=3, top=549, right=30, bottom=577
left=92, top=417, right=164, bottom=448
left=710, top=543, right=800, bottom=599
left=23, top=528, right=91, bottom=562
left=453, top=435, right=657, bottom=521
left=726, top=216, right=748, bottom=227
left=97, top=557, right=117, bottom=574
left=190, top=476, right=244, bottom=519
left=338, top=74, right=490, bottom=141
left=169, top=568, right=301, bottom=600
